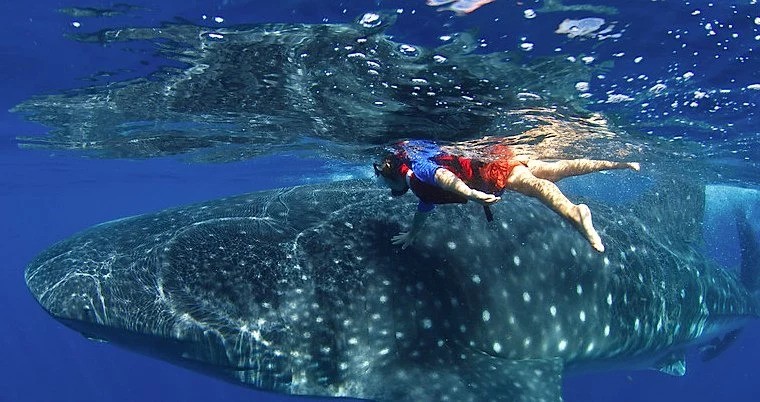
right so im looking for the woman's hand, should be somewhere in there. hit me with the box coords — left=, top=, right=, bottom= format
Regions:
left=392, top=231, right=417, bottom=249
left=467, top=189, right=501, bottom=205
left=391, top=210, right=431, bottom=249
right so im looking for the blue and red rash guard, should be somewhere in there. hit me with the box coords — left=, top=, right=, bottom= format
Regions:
left=400, top=162, right=468, bottom=212
left=394, top=140, right=520, bottom=213
left=395, top=140, right=481, bottom=212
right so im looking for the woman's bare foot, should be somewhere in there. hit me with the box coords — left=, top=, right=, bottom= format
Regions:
left=627, top=162, right=640, bottom=171
left=576, top=204, right=605, bottom=253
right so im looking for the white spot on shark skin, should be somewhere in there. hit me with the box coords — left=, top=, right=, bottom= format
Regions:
left=447, top=241, right=457, bottom=250
left=634, top=318, right=641, bottom=331
left=550, top=305, right=557, bottom=317
left=577, top=284, right=584, bottom=295
left=422, top=319, right=433, bottom=329
left=523, top=292, right=531, bottom=303
left=348, top=337, right=359, bottom=345
left=579, top=311, right=586, bottom=322
left=471, top=275, right=481, bottom=284
left=524, top=338, right=531, bottom=347
left=558, top=339, right=568, bottom=352
left=586, top=342, right=595, bottom=353
left=656, top=318, right=663, bottom=332
left=607, top=294, right=613, bottom=305
left=460, top=325, right=467, bottom=333
left=493, top=342, right=502, bottom=353
left=482, top=310, right=491, bottom=322
left=604, top=325, right=611, bottom=337
left=378, top=348, right=390, bottom=356
left=513, top=255, right=521, bottom=266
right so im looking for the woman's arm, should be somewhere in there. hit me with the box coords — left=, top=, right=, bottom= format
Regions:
left=434, top=168, right=501, bottom=205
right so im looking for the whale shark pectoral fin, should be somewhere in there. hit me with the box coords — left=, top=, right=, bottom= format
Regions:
left=654, top=352, right=687, bottom=376
left=699, top=329, right=742, bottom=362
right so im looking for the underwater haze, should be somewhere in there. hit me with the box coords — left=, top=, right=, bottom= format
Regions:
left=2, top=0, right=759, bottom=401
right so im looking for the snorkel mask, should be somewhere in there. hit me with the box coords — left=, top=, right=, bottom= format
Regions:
left=374, top=156, right=409, bottom=197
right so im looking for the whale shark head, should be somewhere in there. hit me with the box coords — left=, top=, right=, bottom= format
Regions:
left=25, top=179, right=759, bottom=401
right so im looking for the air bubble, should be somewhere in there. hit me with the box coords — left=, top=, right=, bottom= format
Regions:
left=398, top=44, right=419, bottom=56
left=359, top=13, right=381, bottom=28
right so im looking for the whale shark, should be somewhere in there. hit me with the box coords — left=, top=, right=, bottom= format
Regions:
left=25, top=178, right=759, bottom=401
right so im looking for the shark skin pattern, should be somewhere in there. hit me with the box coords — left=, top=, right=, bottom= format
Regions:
left=25, top=179, right=759, bottom=401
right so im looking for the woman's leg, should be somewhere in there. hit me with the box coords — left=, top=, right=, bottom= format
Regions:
left=526, top=159, right=639, bottom=182
left=507, top=165, right=605, bottom=252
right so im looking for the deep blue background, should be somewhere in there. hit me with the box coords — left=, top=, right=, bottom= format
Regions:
left=2, top=1, right=759, bottom=401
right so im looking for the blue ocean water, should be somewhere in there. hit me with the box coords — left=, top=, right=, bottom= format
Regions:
left=1, top=0, right=758, bottom=401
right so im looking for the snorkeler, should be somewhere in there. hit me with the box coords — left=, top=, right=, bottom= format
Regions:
left=374, top=140, right=640, bottom=253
